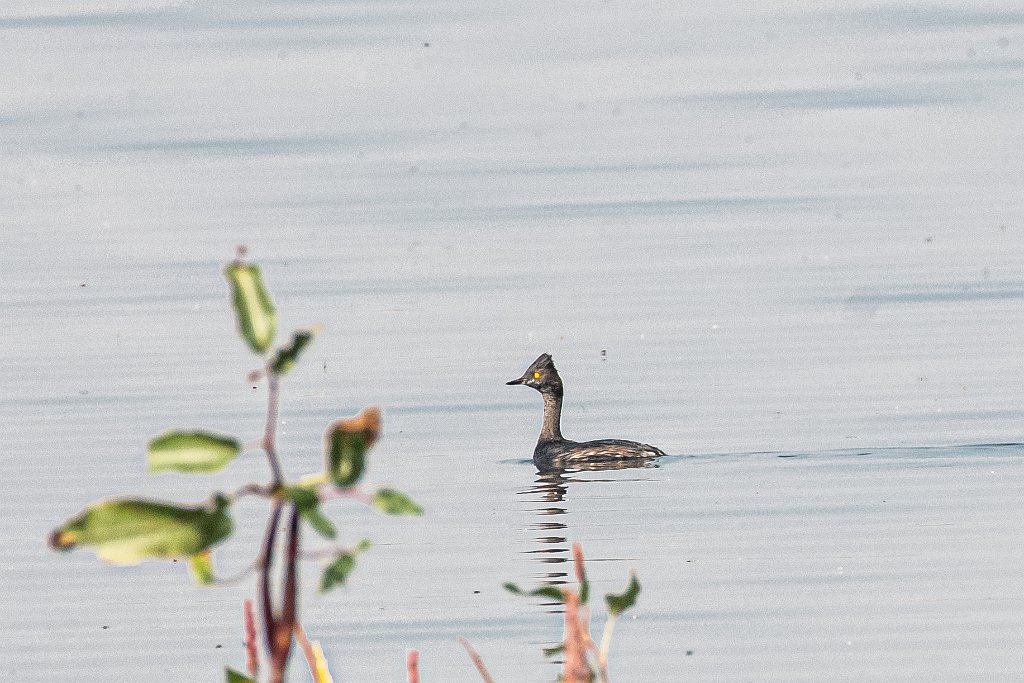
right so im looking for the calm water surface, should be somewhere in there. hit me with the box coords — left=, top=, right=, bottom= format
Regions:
left=2, top=1, right=1023, bottom=681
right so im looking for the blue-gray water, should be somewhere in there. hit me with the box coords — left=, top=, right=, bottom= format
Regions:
left=2, top=2, right=1023, bottom=680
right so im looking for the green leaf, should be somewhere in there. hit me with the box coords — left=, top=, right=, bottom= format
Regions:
left=320, top=554, right=355, bottom=592
left=49, top=494, right=232, bottom=565
left=189, top=550, right=215, bottom=586
left=605, top=573, right=641, bottom=617
left=147, top=430, right=241, bottom=474
left=280, top=486, right=336, bottom=540
left=325, top=407, right=380, bottom=487
left=542, top=643, right=566, bottom=658
left=319, top=540, right=371, bottom=593
left=371, top=488, right=423, bottom=516
left=270, top=327, right=317, bottom=375
left=225, top=261, right=277, bottom=355
left=503, top=582, right=565, bottom=603
left=226, top=668, right=256, bottom=683
left=300, top=507, right=336, bottom=540
left=530, top=585, right=567, bottom=603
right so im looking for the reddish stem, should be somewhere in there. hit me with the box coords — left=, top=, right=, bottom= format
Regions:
left=562, top=590, right=592, bottom=683
left=263, top=370, right=284, bottom=484
left=573, top=543, right=586, bottom=584
left=270, top=504, right=300, bottom=679
left=258, top=364, right=288, bottom=680
left=458, top=638, right=496, bottom=683
left=318, top=485, right=374, bottom=505
left=259, top=502, right=283, bottom=664
left=243, top=599, right=259, bottom=677
left=406, top=650, right=421, bottom=683
left=294, top=623, right=324, bottom=682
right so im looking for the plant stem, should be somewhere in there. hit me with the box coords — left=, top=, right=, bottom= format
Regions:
left=232, top=482, right=276, bottom=500
left=319, top=485, right=374, bottom=505
left=259, top=363, right=293, bottom=682
left=406, top=650, right=421, bottom=683
left=212, top=561, right=257, bottom=586
left=269, top=504, right=300, bottom=681
left=259, top=502, right=283, bottom=663
left=281, top=503, right=300, bottom=630
left=244, top=599, right=259, bottom=678
left=562, top=591, right=592, bottom=683
left=596, top=616, right=617, bottom=682
left=458, top=638, right=496, bottom=683
left=295, top=622, right=330, bottom=683
left=263, top=369, right=284, bottom=484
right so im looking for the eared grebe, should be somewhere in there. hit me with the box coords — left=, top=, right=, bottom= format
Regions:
left=507, top=353, right=665, bottom=471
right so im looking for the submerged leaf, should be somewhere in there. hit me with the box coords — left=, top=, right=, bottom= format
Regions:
left=605, top=573, right=641, bottom=617
left=225, top=261, right=277, bottom=355
left=271, top=327, right=317, bottom=375
left=49, top=494, right=232, bottom=565
left=189, top=550, right=215, bottom=586
left=226, top=668, right=256, bottom=683
left=147, top=430, right=241, bottom=474
left=319, top=540, right=371, bottom=593
left=371, top=488, right=423, bottom=516
left=281, top=486, right=336, bottom=540
left=325, top=407, right=381, bottom=487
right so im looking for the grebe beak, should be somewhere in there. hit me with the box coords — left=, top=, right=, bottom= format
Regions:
left=506, top=375, right=528, bottom=386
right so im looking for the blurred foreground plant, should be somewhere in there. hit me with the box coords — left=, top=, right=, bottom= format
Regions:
left=405, top=542, right=640, bottom=683
left=50, top=249, right=422, bottom=683
left=504, top=543, right=640, bottom=683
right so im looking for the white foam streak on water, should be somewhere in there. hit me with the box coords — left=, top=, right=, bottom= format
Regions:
left=2, top=1, right=1024, bottom=681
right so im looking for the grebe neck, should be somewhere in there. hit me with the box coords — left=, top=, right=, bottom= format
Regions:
left=540, top=391, right=563, bottom=442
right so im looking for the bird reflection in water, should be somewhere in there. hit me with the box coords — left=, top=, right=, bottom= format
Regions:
left=520, top=470, right=572, bottom=586
left=517, top=460, right=660, bottom=597
left=513, top=461, right=659, bottom=677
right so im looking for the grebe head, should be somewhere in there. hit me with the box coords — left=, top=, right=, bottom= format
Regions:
left=506, top=353, right=563, bottom=397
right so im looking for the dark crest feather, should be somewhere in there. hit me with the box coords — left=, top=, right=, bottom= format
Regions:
left=527, top=353, right=556, bottom=374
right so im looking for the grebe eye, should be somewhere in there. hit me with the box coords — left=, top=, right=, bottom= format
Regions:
left=533, top=371, right=541, bottom=380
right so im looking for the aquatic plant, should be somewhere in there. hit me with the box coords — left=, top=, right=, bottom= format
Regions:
left=406, top=542, right=641, bottom=683
left=49, top=249, right=422, bottom=683
left=504, top=543, right=640, bottom=683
